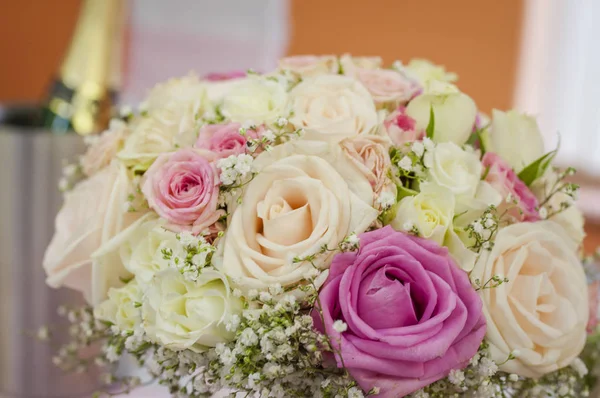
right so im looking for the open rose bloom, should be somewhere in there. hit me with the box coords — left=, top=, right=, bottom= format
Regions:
left=42, top=55, right=597, bottom=398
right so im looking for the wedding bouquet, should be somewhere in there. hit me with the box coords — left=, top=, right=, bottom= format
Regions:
left=42, top=54, right=599, bottom=398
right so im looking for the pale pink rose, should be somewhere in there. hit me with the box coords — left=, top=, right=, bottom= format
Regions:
left=383, top=106, right=424, bottom=145
left=278, top=55, right=338, bottom=77
left=204, top=71, right=247, bottom=81
left=195, top=122, right=259, bottom=159
left=355, top=68, right=420, bottom=105
left=481, top=152, right=540, bottom=222
left=142, top=149, right=223, bottom=234
left=81, top=120, right=127, bottom=176
left=340, top=135, right=393, bottom=197
left=43, top=161, right=141, bottom=304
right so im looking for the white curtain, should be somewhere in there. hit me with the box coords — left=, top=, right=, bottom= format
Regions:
left=121, top=0, right=289, bottom=104
left=514, top=0, right=600, bottom=175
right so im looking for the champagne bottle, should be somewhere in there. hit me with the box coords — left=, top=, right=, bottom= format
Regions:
left=42, top=0, right=124, bottom=135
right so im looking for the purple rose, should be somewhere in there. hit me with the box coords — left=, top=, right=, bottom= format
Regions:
left=313, top=226, right=486, bottom=397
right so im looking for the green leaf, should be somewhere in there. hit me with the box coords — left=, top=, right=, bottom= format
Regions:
left=426, top=105, right=435, bottom=139
left=517, top=150, right=558, bottom=186
left=119, top=275, right=134, bottom=284
left=397, top=184, right=418, bottom=201
left=466, top=124, right=490, bottom=155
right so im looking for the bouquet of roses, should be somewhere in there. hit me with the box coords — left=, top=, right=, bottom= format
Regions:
left=41, top=54, right=598, bottom=398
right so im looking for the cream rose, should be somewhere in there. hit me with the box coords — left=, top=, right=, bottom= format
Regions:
left=278, top=55, right=338, bottom=77
left=488, top=109, right=545, bottom=172
left=288, top=75, right=378, bottom=143
left=219, top=140, right=378, bottom=291
left=142, top=269, right=242, bottom=352
left=94, top=280, right=143, bottom=331
left=339, top=135, right=393, bottom=198
left=426, top=142, right=481, bottom=199
left=406, top=81, right=477, bottom=145
left=471, top=221, right=588, bottom=378
left=43, top=161, right=141, bottom=304
left=390, top=183, right=476, bottom=271
left=220, top=77, right=287, bottom=124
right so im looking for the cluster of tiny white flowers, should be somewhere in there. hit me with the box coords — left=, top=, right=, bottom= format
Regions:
left=339, top=232, right=360, bottom=252
left=376, top=190, right=396, bottom=210
left=187, top=288, right=360, bottom=397
left=393, top=138, right=434, bottom=181
left=407, top=343, right=589, bottom=398
left=217, top=153, right=255, bottom=186
left=161, top=231, right=216, bottom=281
left=464, top=205, right=499, bottom=252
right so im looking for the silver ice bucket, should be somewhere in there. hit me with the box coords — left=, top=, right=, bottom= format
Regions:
left=0, top=105, right=102, bottom=397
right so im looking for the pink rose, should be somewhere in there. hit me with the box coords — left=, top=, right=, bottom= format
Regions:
left=339, top=135, right=393, bottom=197
left=204, top=71, right=247, bottom=81
left=481, top=152, right=540, bottom=222
left=355, top=68, right=420, bottom=105
left=313, top=226, right=486, bottom=397
left=278, top=55, right=338, bottom=77
left=195, top=122, right=259, bottom=159
left=142, top=149, right=223, bottom=234
left=383, top=106, right=424, bottom=145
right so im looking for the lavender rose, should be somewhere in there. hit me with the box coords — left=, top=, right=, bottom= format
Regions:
left=142, top=149, right=223, bottom=234
left=314, top=226, right=486, bottom=397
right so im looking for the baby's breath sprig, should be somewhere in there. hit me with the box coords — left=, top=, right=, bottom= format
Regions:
left=58, top=159, right=85, bottom=193
left=164, top=231, right=217, bottom=281
left=243, top=117, right=304, bottom=154
left=292, top=232, right=361, bottom=269
left=537, top=166, right=579, bottom=219
left=464, top=205, right=500, bottom=253
left=472, top=275, right=510, bottom=291
left=390, top=138, right=434, bottom=193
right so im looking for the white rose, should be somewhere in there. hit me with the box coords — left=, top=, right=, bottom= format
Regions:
left=426, top=142, right=481, bottom=199
left=390, top=183, right=476, bottom=271
left=279, top=55, right=338, bottom=77
left=220, top=77, right=287, bottom=124
left=406, top=81, right=477, bottom=145
left=142, top=269, right=242, bottom=352
left=118, top=117, right=178, bottom=169
left=404, top=59, right=458, bottom=85
left=92, top=214, right=179, bottom=286
left=218, top=140, right=378, bottom=291
left=288, top=75, right=378, bottom=143
left=94, top=280, right=143, bottom=331
left=488, top=109, right=545, bottom=172
left=471, top=221, right=588, bottom=378
left=143, top=73, right=207, bottom=113
left=43, top=161, right=142, bottom=304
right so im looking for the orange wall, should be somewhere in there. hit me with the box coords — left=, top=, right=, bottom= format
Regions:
left=288, top=0, right=524, bottom=113
left=0, top=0, right=81, bottom=102
left=0, top=0, right=524, bottom=113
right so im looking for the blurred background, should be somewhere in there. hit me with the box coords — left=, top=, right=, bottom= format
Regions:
left=0, top=0, right=599, bottom=396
